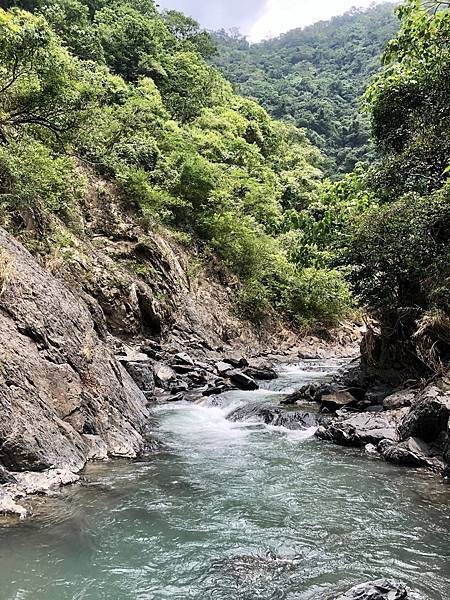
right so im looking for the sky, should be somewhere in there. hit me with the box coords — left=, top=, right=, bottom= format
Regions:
left=156, top=0, right=387, bottom=42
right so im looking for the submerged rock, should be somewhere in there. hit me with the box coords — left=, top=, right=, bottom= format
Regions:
left=334, top=579, right=408, bottom=600
left=218, top=551, right=302, bottom=585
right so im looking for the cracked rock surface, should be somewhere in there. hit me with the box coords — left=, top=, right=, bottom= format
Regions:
left=0, top=228, right=151, bottom=477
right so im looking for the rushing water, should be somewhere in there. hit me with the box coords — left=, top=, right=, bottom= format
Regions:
left=1, top=360, right=450, bottom=600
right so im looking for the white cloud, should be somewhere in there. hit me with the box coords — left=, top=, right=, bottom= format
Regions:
left=248, top=0, right=386, bottom=42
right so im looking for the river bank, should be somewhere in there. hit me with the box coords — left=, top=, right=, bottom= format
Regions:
left=2, top=326, right=449, bottom=521
left=1, top=360, right=449, bottom=600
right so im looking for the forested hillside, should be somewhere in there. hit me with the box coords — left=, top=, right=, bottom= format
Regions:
left=0, top=0, right=352, bottom=330
left=294, top=0, right=450, bottom=377
left=213, top=3, right=399, bottom=175
left=0, top=0, right=448, bottom=377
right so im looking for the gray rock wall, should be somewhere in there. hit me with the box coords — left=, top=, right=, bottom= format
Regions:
left=0, top=228, right=150, bottom=474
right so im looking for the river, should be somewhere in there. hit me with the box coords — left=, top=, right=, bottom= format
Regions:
left=0, top=360, right=449, bottom=600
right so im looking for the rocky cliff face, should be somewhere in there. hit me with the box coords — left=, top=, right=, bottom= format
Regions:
left=0, top=228, right=151, bottom=476
left=0, top=173, right=363, bottom=517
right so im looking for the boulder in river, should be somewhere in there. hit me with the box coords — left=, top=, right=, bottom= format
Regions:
left=281, top=382, right=333, bottom=405
left=216, top=361, right=233, bottom=376
left=0, top=490, right=28, bottom=519
left=224, top=354, right=249, bottom=368
left=316, top=411, right=403, bottom=447
left=229, top=369, right=259, bottom=391
left=0, top=466, right=17, bottom=485
left=227, top=402, right=320, bottom=430
left=379, top=438, right=431, bottom=468
left=243, top=365, right=278, bottom=380
left=334, top=579, right=408, bottom=600
left=382, top=390, right=415, bottom=410
left=321, top=391, right=357, bottom=412
left=155, top=364, right=177, bottom=388
left=398, top=385, right=450, bottom=443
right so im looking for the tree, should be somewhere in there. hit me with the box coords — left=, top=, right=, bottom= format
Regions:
left=364, top=0, right=450, bottom=197
left=159, top=51, right=222, bottom=122
left=94, top=1, right=168, bottom=81
left=0, top=7, right=94, bottom=143
left=162, top=9, right=217, bottom=59
left=38, top=0, right=104, bottom=61
left=212, top=4, right=399, bottom=176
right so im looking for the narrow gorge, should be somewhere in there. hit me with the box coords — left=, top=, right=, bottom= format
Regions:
left=0, top=1, right=449, bottom=599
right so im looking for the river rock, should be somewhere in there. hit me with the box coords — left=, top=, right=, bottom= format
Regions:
left=12, top=468, right=80, bottom=495
left=379, top=438, right=431, bottom=468
left=165, top=392, right=185, bottom=403
left=321, top=391, right=357, bottom=412
left=317, top=411, right=402, bottom=447
left=173, top=365, right=196, bottom=377
left=172, top=352, right=195, bottom=367
left=188, top=371, right=208, bottom=385
left=0, top=466, right=17, bottom=485
left=0, top=491, right=27, bottom=519
left=0, top=228, right=150, bottom=474
left=243, top=366, right=277, bottom=380
left=155, top=364, right=177, bottom=388
left=383, top=390, right=415, bottom=410
left=281, top=382, right=333, bottom=405
left=229, top=370, right=259, bottom=391
left=227, top=402, right=319, bottom=430
left=398, top=386, right=450, bottom=443
left=224, top=354, right=249, bottom=368
left=334, top=579, right=408, bottom=600
left=171, top=380, right=189, bottom=393
left=216, top=361, right=233, bottom=376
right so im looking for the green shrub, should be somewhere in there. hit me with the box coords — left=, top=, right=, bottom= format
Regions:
left=284, top=267, right=352, bottom=328
left=0, top=137, right=85, bottom=218
left=345, top=190, right=450, bottom=324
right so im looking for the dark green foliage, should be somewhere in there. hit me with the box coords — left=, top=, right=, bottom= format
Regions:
left=93, top=1, right=165, bottom=81
left=346, top=192, right=450, bottom=321
left=342, top=0, right=450, bottom=373
left=365, top=0, right=450, bottom=198
left=162, top=9, right=217, bottom=59
left=213, top=4, right=399, bottom=175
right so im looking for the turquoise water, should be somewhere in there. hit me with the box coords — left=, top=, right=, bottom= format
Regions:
left=1, top=361, right=449, bottom=600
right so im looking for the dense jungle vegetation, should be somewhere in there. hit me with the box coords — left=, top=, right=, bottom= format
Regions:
left=0, top=0, right=449, bottom=373
left=213, top=3, right=399, bottom=175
